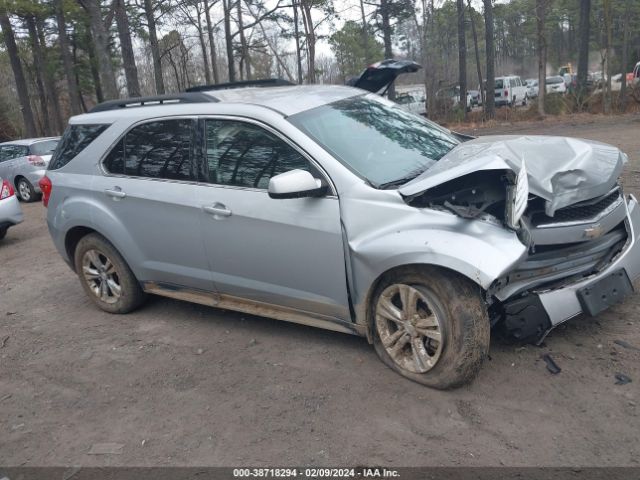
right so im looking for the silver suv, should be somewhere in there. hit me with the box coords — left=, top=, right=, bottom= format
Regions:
left=0, top=137, right=59, bottom=202
left=42, top=84, right=640, bottom=389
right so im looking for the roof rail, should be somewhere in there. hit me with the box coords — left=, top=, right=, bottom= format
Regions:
left=186, top=78, right=294, bottom=93
left=89, top=92, right=217, bottom=113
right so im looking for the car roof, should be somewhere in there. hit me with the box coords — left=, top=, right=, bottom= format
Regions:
left=73, top=85, right=363, bottom=124
left=0, top=137, right=59, bottom=146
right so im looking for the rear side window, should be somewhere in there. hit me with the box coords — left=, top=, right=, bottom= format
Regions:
left=30, top=140, right=59, bottom=156
left=103, top=119, right=195, bottom=181
left=49, top=124, right=109, bottom=170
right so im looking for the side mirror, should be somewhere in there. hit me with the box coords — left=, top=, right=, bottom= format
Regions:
left=268, top=169, right=327, bottom=199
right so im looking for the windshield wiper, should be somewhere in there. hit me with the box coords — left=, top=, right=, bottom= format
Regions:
left=377, top=171, right=424, bottom=190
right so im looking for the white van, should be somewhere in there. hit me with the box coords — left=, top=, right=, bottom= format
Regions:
left=494, top=76, right=528, bottom=107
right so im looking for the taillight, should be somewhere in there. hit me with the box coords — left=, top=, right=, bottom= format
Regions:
left=1, top=179, right=14, bottom=200
left=27, top=155, right=46, bottom=167
left=504, top=90, right=509, bottom=97
left=39, top=176, right=52, bottom=207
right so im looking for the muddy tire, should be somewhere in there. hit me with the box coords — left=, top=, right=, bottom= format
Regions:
left=370, top=266, right=490, bottom=389
left=74, top=233, right=146, bottom=314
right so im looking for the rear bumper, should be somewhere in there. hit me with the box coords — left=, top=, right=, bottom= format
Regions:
left=538, top=195, right=640, bottom=324
left=0, top=195, right=24, bottom=227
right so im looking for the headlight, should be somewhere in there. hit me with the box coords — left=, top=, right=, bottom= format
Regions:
left=505, top=161, right=529, bottom=229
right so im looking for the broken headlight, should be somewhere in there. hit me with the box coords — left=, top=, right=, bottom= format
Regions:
left=505, top=161, right=529, bottom=229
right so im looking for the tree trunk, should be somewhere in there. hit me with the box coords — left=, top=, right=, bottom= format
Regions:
left=83, top=27, right=104, bottom=104
left=380, top=0, right=394, bottom=99
left=36, top=18, right=64, bottom=133
left=619, top=0, right=630, bottom=110
left=203, top=0, right=219, bottom=83
left=468, top=0, right=484, bottom=106
left=55, top=0, right=82, bottom=115
left=0, top=6, right=37, bottom=137
left=483, top=0, right=495, bottom=118
left=536, top=0, right=547, bottom=116
left=359, top=0, right=371, bottom=65
left=143, top=0, right=165, bottom=94
left=81, top=0, right=118, bottom=100
left=300, top=1, right=316, bottom=83
left=576, top=0, right=590, bottom=99
left=195, top=6, right=212, bottom=85
left=222, top=0, right=234, bottom=82
left=602, top=0, right=612, bottom=114
left=25, top=14, right=50, bottom=135
left=456, top=0, right=467, bottom=117
left=115, top=0, right=140, bottom=97
left=236, top=0, right=251, bottom=80
left=292, top=0, right=303, bottom=83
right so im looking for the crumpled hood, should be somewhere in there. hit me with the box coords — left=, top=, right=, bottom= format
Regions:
left=399, top=135, right=627, bottom=216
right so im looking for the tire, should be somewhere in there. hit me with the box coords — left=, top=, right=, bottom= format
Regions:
left=74, top=233, right=146, bottom=314
left=522, top=94, right=529, bottom=106
left=16, top=178, right=37, bottom=203
left=370, top=266, right=490, bottom=389
left=0, top=227, right=7, bottom=240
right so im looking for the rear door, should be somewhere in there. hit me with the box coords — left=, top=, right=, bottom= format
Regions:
left=95, top=117, right=213, bottom=293
left=193, top=117, right=350, bottom=321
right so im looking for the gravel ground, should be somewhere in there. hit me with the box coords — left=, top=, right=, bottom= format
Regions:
left=1, top=113, right=639, bottom=467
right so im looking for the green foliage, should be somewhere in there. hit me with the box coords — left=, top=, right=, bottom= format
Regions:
left=329, top=20, right=383, bottom=80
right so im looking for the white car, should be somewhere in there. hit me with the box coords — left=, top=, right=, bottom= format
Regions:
left=395, top=91, right=427, bottom=116
left=495, top=76, right=528, bottom=107
left=525, top=78, right=539, bottom=98
left=0, top=176, right=24, bottom=239
left=546, top=76, right=567, bottom=95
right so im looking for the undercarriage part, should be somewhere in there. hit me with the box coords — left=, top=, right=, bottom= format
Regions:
left=498, top=294, right=552, bottom=343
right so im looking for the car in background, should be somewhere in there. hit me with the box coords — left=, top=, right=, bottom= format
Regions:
left=395, top=90, right=427, bottom=116
left=633, top=62, right=640, bottom=85
left=0, top=137, right=60, bottom=202
left=545, top=76, right=567, bottom=95
left=468, top=90, right=482, bottom=106
left=524, top=79, right=539, bottom=98
left=494, top=75, right=528, bottom=107
left=0, top=176, right=23, bottom=240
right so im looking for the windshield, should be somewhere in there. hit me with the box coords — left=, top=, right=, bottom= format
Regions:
left=546, top=76, right=564, bottom=84
left=288, top=95, right=459, bottom=188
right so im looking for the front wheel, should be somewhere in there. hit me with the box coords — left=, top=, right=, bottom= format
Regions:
left=371, top=267, right=490, bottom=389
left=74, top=233, right=146, bottom=314
left=522, top=94, right=529, bottom=106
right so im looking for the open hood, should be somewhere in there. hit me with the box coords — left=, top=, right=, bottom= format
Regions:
left=399, top=135, right=627, bottom=216
left=347, top=59, right=422, bottom=95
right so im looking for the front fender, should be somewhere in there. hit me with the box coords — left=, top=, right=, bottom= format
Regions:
left=346, top=203, right=527, bottom=325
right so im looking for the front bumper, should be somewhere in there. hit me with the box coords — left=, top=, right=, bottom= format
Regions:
left=534, top=195, right=640, bottom=331
left=0, top=194, right=24, bottom=228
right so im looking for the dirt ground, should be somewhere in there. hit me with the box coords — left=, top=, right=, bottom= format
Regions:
left=1, top=113, right=640, bottom=467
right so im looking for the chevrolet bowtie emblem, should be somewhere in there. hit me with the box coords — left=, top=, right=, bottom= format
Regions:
left=584, top=224, right=604, bottom=239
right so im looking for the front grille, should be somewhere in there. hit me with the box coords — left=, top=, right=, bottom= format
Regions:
left=530, top=189, right=621, bottom=226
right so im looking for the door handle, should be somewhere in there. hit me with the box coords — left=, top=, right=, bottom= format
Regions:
left=203, top=204, right=232, bottom=217
left=105, top=187, right=126, bottom=199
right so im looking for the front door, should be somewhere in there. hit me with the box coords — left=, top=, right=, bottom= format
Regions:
left=194, top=118, right=350, bottom=321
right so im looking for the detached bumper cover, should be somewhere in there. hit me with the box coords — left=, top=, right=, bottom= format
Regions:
left=538, top=195, right=640, bottom=327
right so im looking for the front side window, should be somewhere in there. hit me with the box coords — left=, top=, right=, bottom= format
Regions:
left=288, top=95, right=459, bottom=188
left=203, top=120, right=312, bottom=189
left=104, top=119, right=194, bottom=181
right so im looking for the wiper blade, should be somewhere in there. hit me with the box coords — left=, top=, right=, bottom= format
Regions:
left=377, top=172, right=422, bottom=190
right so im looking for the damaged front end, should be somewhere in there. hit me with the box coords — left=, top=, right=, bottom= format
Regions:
left=399, top=135, right=640, bottom=343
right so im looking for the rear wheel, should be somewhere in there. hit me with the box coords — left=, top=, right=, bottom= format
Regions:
left=74, top=233, right=146, bottom=314
left=16, top=178, right=37, bottom=203
left=371, top=267, right=490, bottom=389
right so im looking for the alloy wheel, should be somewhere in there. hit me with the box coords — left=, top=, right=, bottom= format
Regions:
left=81, top=249, right=122, bottom=304
left=375, top=284, right=444, bottom=374
left=18, top=180, right=31, bottom=201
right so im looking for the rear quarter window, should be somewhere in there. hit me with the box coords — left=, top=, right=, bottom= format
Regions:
left=49, top=124, right=110, bottom=170
left=30, top=140, right=59, bottom=156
